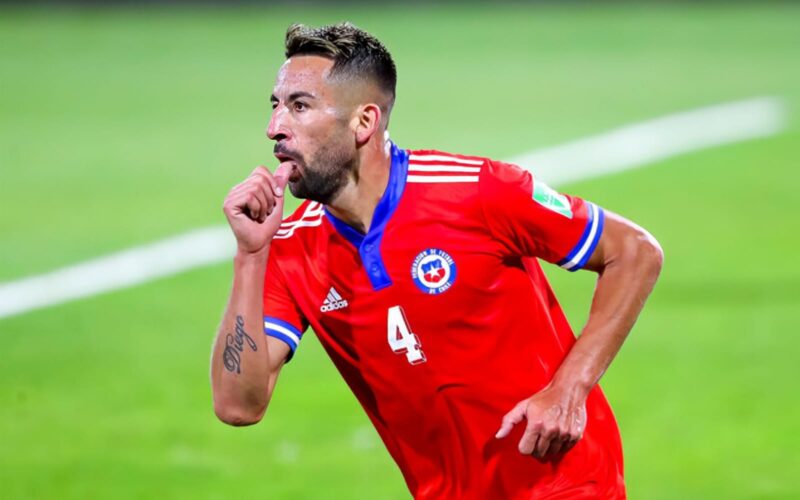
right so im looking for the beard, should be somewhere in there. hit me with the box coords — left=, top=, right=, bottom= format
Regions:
left=275, top=139, right=356, bottom=205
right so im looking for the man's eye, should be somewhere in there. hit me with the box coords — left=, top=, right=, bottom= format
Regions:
left=293, top=101, right=307, bottom=111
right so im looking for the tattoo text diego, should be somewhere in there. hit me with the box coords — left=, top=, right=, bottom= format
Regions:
left=223, top=315, right=258, bottom=374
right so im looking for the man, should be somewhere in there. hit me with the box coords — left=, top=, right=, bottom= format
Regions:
left=211, top=22, right=663, bottom=499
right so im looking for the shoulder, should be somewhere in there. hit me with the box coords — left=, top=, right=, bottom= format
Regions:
left=405, top=148, right=532, bottom=200
left=406, top=148, right=526, bottom=184
left=403, top=149, right=486, bottom=206
left=406, top=148, right=487, bottom=185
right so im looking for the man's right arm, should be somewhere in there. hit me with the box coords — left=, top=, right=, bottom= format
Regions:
left=210, top=165, right=291, bottom=426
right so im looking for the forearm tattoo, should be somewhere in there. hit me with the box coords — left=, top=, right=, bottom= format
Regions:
left=223, top=315, right=258, bottom=374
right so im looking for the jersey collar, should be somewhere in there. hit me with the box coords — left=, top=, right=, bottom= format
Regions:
left=323, top=142, right=409, bottom=291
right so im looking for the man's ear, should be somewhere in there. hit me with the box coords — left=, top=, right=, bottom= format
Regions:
left=353, top=103, right=382, bottom=146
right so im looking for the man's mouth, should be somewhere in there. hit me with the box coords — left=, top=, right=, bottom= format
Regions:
left=274, top=152, right=294, bottom=164
left=273, top=152, right=302, bottom=182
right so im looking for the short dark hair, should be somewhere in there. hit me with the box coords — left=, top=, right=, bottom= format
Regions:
left=284, top=22, right=397, bottom=106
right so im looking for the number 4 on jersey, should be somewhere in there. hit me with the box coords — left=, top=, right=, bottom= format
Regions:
left=387, top=305, right=426, bottom=365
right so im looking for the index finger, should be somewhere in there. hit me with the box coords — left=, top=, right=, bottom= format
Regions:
left=252, top=165, right=289, bottom=197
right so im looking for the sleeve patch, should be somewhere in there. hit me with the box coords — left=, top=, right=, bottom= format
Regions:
left=533, top=181, right=573, bottom=219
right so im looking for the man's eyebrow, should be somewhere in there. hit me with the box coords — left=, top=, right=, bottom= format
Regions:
left=288, top=91, right=316, bottom=101
left=271, top=91, right=316, bottom=103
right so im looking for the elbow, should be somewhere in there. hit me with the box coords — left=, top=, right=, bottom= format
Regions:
left=213, top=399, right=267, bottom=427
left=633, top=228, right=664, bottom=279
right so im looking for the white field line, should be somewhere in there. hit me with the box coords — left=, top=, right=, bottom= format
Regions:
left=0, top=227, right=236, bottom=319
left=508, top=96, right=786, bottom=185
left=0, top=96, right=786, bottom=320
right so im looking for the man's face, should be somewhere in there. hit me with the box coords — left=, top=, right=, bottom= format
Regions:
left=268, top=56, right=356, bottom=204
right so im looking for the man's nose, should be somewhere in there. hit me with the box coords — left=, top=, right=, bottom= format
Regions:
left=267, top=106, right=289, bottom=141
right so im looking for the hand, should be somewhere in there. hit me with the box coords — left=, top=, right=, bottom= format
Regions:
left=223, top=165, right=291, bottom=254
left=495, top=385, right=587, bottom=461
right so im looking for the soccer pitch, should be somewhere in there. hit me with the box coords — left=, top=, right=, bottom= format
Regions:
left=1, top=3, right=799, bottom=499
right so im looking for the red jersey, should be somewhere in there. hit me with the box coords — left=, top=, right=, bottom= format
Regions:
left=262, top=143, right=625, bottom=499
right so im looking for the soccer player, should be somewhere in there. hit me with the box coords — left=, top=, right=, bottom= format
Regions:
left=211, top=22, right=663, bottom=499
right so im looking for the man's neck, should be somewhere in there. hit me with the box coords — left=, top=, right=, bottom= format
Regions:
left=326, top=139, right=392, bottom=235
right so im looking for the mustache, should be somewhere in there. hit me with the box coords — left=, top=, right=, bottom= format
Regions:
left=273, top=144, right=303, bottom=162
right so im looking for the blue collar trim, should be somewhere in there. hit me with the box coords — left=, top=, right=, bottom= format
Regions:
left=324, top=142, right=408, bottom=290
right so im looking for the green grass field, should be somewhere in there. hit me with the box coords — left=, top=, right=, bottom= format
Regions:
left=1, top=3, right=799, bottom=498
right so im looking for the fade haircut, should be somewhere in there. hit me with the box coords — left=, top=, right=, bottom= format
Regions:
left=284, top=22, right=397, bottom=112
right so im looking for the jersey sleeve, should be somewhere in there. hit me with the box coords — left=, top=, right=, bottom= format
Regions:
left=263, top=250, right=308, bottom=361
left=479, top=160, right=605, bottom=271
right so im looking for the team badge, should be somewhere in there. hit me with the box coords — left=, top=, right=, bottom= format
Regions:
left=411, top=248, right=457, bottom=295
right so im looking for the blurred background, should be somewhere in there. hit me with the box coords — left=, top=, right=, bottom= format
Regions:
left=1, top=1, right=799, bottom=498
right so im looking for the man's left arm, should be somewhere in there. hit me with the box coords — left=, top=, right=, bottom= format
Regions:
left=495, top=210, right=663, bottom=460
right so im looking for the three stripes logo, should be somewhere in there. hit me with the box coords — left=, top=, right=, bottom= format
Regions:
left=320, top=287, right=349, bottom=313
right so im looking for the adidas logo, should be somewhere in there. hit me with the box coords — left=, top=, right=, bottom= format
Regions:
left=320, top=287, right=349, bottom=312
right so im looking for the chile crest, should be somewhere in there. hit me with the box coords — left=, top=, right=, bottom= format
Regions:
left=411, top=248, right=457, bottom=295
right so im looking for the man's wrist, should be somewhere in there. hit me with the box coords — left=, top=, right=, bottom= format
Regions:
left=549, top=370, right=595, bottom=400
left=234, top=246, right=270, bottom=267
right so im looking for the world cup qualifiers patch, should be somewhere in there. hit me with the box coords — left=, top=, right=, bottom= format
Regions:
left=411, top=248, right=457, bottom=295
left=533, top=181, right=573, bottom=219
